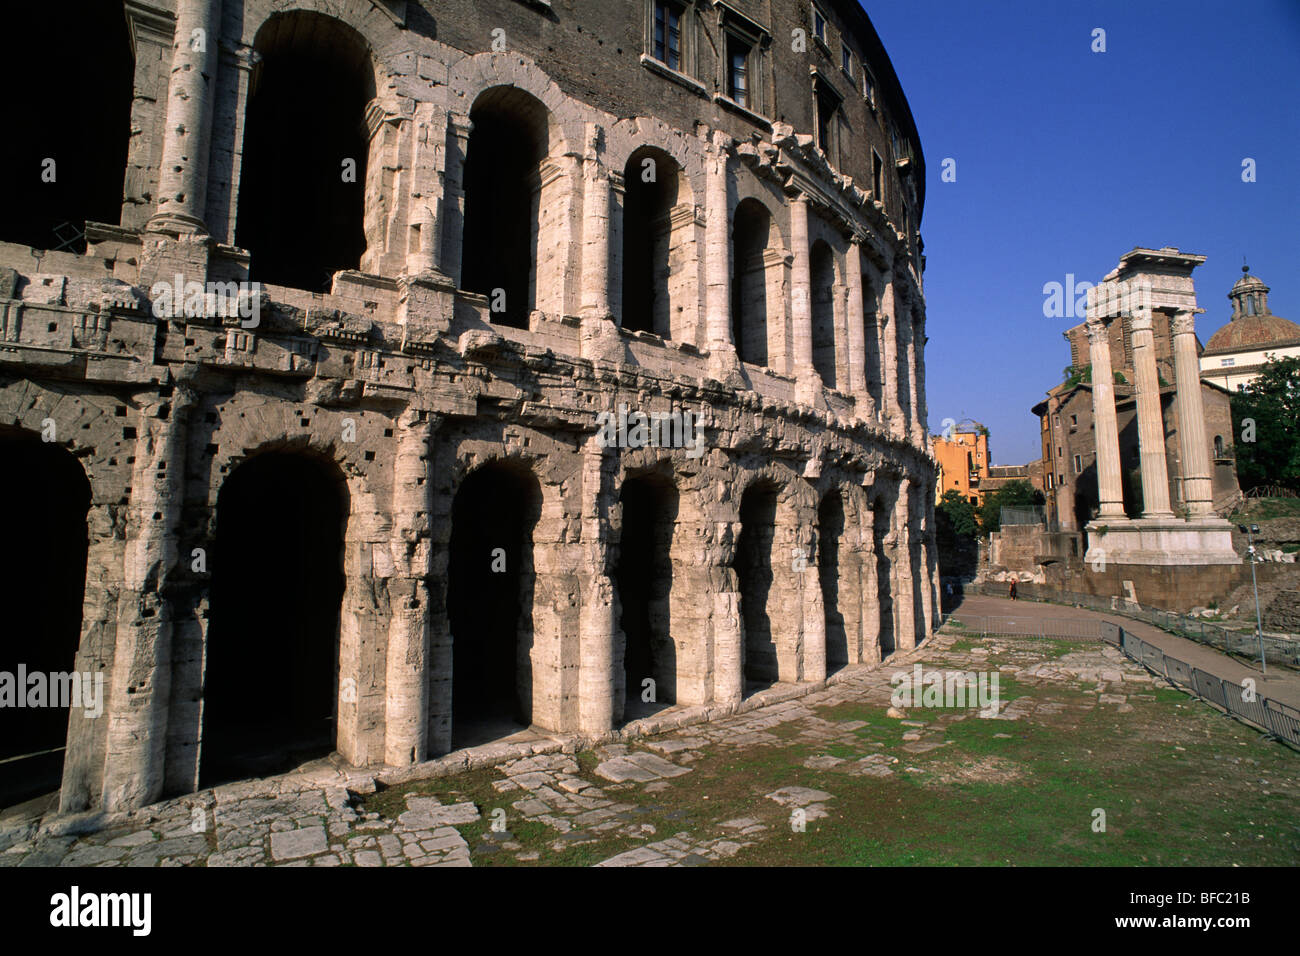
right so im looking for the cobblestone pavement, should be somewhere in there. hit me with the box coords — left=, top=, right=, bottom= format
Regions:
left=0, top=626, right=1168, bottom=867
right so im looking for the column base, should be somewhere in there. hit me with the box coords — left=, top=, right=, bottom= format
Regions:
left=1085, top=517, right=1240, bottom=567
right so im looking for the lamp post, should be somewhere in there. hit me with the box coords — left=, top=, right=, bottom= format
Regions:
left=1237, top=523, right=1267, bottom=675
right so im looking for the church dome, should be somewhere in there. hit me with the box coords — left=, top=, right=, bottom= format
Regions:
left=1202, top=265, right=1300, bottom=355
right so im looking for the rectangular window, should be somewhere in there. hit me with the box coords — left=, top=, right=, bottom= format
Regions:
left=653, top=0, right=682, bottom=71
left=1220, top=357, right=1235, bottom=366
left=863, top=68, right=876, bottom=107
left=1070, top=414, right=1078, bottom=426
left=1047, top=474, right=1054, bottom=490
left=814, top=79, right=841, bottom=160
left=1073, top=454, right=1082, bottom=474
left=812, top=5, right=828, bottom=45
left=727, top=33, right=752, bottom=108
left=872, top=149, right=883, bottom=199
left=842, top=45, right=855, bottom=82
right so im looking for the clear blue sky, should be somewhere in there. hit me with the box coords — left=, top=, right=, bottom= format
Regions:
left=863, top=0, right=1300, bottom=465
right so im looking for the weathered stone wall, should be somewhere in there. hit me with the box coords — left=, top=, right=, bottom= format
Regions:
left=0, top=0, right=936, bottom=815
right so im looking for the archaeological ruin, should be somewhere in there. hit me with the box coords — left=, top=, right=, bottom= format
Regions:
left=0, top=0, right=936, bottom=815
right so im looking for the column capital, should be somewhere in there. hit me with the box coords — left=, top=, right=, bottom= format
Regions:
left=1170, top=308, right=1205, bottom=336
left=1129, top=310, right=1153, bottom=334
left=1085, top=316, right=1110, bottom=345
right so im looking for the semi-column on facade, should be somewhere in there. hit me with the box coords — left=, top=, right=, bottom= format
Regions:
left=891, top=477, right=916, bottom=650
left=578, top=434, right=617, bottom=734
left=99, top=388, right=193, bottom=812
left=880, top=280, right=903, bottom=435
left=789, top=194, right=815, bottom=394
left=383, top=410, right=435, bottom=766
left=845, top=239, right=871, bottom=414
left=148, top=0, right=222, bottom=234
left=1129, top=310, right=1175, bottom=518
left=704, top=133, right=734, bottom=357
left=908, top=309, right=924, bottom=446
left=1171, top=310, right=1214, bottom=517
left=1085, top=315, right=1127, bottom=518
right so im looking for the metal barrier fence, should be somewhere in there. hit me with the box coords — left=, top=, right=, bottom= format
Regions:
left=960, top=615, right=1104, bottom=641
left=1106, top=624, right=1300, bottom=749
left=966, top=581, right=1300, bottom=667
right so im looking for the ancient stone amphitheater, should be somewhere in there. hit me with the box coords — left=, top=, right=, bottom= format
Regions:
left=0, top=0, right=936, bottom=815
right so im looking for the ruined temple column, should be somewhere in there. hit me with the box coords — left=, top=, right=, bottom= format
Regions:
left=147, top=0, right=223, bottom=234
left=1130, top=310, right=1175, bottom=518
left=384, top=410, right=435, bottom=766
left=578, top=434, right=616, bottom=734
left=1172, top=310, right=1214, bottom=517
left=880, top=280, right=905, bottom=437
left=1086, top=314, right=1127, bottom=518
left=845, top=240, right=872, bottom=415
left=100, top=387, right=194, bottom=811
left=789, top=195, right=816, bottom=400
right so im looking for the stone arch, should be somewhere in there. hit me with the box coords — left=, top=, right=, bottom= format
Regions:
left=0, top=427, right=92, bottom=810
left=860, top=267, right=885, bottom=412
left=427, top=430, right=578, bottom=751
left=201, top=448, right=350, bottom=788
left=235, top=10, right=380, bottom=291
left=444, top=458, right=543, bottom=747
left=615, top=468, right=680, bottom=723
left=869, top=479, right=899, bottom=658
left=0, top=2, right=132, bottom=252
left=620, top=145, right=696, bottom=340
left=819, top=480, right=868, bottom=675
left=733, top=465, right=823, bottom=692
left=732, top=197, right=781, bottom=371
left=459, top=85, right=566, bottom=328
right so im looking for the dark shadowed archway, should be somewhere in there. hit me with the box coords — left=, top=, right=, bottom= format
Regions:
left=461, top=87, right=553, bottom=329
left=811, top=240, right=837, bottom=389
left=235, top=12, right=375, bottom=292
left=447, top=462, right=542, bottom=747
left=732, top=198, right=774, bottom=368
left=0, top=3, right=131, bottom=252
left=0, top=430, right=90, bottom=810
left=201, top=452, right=348, bottom=788
left=872, top=493, right=896, bottom=656
left=737, top=481, right=779, bottom=694
left=615, top=473, right=679, bottom=723
left=818, top=490, right=848, bottom=674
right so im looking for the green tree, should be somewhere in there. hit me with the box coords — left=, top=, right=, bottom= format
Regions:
left=977, top=479, right=1046, bottom=535
left=1231, top=354, right=1300, bottom=492
left=937, top=488, right=978, bottom=537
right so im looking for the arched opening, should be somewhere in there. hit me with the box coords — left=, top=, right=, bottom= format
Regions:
left=872, top=494, right=895, bottom=657
left=737, top=481, right=779, bottom=694
left=0, top=3, right=131, bottom=252
left=235, top=12, right=374, bottom=292
left=0, top=430, right=90, bottom=810
left=621, top=147, right=690, bottom=337
left=615, top=474, right=679, bottom=723
left=447, top=462, right=542, bottom=747
left=818, top=490, right=848, bottom=675
left=461, top=87, right=554, bottom=329
left=810, top=240, right=838, bottom=389
left=732, top=198, right=774, bottom=368
left=201, top=453, right=347, bottom=788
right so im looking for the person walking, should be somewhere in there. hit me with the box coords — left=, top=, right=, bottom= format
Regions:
left=1008, top=579, right=1018, bottom=601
